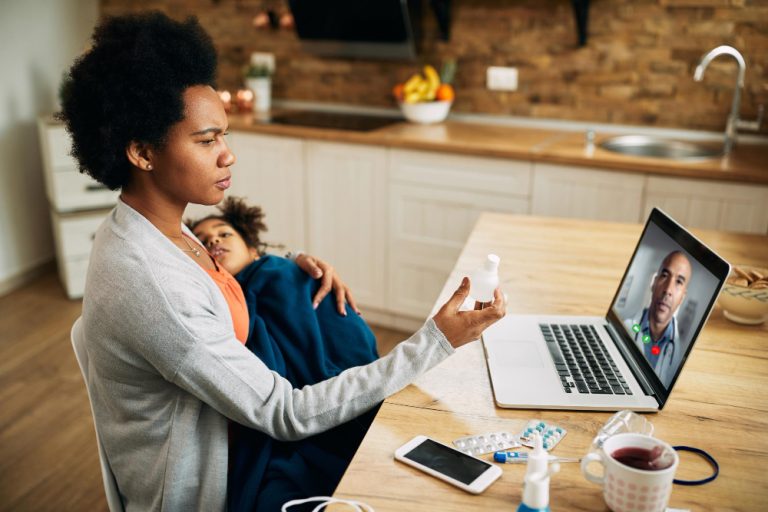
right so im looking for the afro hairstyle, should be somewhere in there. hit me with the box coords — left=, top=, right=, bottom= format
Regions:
left=188, top=197, right=270, bottom=254
left=58, top=11, right=217, bottom=190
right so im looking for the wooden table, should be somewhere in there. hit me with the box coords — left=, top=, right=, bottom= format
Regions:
left=334, top=213, right=768, bottom=511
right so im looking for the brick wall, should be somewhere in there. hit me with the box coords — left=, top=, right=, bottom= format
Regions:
left=100, top=0, right=767, bottom=133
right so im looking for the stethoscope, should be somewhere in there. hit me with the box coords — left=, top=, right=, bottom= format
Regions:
left=634, top=316, right=676, bottom=372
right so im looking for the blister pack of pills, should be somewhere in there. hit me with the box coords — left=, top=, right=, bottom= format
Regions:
left=453, top=431, right=521, bottom=456
left=518, top=420, right=567, bottom=451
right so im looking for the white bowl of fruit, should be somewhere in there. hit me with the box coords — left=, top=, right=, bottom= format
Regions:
left=393, top=62, right=455, bottom=124
left=399, top=100, right=452, bottom=124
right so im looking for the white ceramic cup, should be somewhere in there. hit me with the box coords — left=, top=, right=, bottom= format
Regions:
left=581, top=433, right=679, bottom=512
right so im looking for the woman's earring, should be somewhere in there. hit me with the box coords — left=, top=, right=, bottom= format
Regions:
left=146, top=164, right=153, bottom=170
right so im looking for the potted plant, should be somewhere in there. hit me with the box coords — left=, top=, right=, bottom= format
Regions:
left=243, top=55, right=274, bottom=112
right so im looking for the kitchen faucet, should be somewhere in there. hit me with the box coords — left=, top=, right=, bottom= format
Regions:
left=694, top=45, right=764, bottom=155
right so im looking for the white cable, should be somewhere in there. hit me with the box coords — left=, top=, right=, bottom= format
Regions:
left=281, top=496, right=375, bottom=512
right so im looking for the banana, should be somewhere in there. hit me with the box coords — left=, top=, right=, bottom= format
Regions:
left=404, top=91, right=422, bottom=104
left=402, top=66, right=441, bottom=103
left=403, top=73, right=424, bottom=95
left=423, top=65, right=440, bottom=101
left=416, top=80, right=430, bottom=101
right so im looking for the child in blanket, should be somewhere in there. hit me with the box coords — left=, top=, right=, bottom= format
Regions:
left=190, top=197, right=379, bottom=511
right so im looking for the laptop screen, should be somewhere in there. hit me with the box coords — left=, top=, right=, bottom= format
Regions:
left=609, top=209, right=729, bottom=400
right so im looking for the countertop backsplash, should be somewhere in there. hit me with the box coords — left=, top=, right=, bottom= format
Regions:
left=100, top=0, right=768, bottom=135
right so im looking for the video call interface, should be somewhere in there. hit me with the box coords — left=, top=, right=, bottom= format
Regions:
left=611, top=220, right=720, bottom=389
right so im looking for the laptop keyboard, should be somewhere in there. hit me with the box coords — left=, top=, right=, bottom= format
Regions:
left=540, top=324, right=632, bottom=396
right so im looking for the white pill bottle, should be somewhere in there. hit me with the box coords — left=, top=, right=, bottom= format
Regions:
left=470, top=254, right=500, bottom=304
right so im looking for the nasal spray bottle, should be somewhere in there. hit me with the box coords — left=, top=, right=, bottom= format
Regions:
left=517, top=432, right=560, bottom=512
left=470, top=254, right=500, bottom=307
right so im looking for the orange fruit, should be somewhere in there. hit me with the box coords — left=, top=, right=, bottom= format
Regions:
left=436, top=83, right=455, bottom=102
left=392, top=83, right=405, bottom=102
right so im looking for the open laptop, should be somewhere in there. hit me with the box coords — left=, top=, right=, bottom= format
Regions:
left=483, top=208, right=730, bottom=411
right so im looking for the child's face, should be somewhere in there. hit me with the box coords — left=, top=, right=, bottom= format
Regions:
left=193, top=218, right=258, bottom=275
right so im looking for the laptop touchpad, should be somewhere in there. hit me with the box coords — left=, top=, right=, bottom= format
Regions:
left=513, top=342, right=546, bottom=368
left=487, top=339, right=546, bottom=368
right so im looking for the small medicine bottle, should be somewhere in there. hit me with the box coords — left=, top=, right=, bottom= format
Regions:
left=517, top=432, right=558, bottom=512
left=470, top=254, right=500, bottom=305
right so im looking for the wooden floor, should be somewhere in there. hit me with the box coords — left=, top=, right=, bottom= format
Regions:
left=0, top=269, right=409, bottom=511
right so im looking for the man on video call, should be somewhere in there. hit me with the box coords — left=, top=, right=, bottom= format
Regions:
left=625, top=251, right=692, bottom=388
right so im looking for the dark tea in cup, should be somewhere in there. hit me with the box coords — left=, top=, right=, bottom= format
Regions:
left=611, top=446, right=674, bottom=471
left=583, top=433, right=679, bottom=512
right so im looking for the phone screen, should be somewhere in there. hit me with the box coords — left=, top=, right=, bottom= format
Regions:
left=403, top=439, right=491, bottom=485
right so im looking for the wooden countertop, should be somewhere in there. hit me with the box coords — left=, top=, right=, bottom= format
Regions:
left=332, top=213, right=768, bottom=511
left=229, top=113, right=768, bottom=185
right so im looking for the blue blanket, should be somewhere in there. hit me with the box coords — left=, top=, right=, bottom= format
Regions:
left=228, top=256, right=380, bottom=511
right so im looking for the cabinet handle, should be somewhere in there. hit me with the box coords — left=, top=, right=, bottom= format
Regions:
left=91, top=233, right=96, bottom=241
left=85, top=184, right=109, bottom=191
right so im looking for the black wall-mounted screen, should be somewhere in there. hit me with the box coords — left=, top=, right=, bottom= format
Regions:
left=288, top=0, right=422, bottom=59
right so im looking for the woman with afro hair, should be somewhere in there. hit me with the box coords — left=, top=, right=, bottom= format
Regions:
left=60, top=11, right=505, bottom=512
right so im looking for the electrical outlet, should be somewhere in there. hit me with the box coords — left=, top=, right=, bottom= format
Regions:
left=487, top=66, right=518, bottom=91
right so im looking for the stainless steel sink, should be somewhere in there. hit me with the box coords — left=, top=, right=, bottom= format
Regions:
left=600, top=135, right=722, bottom=161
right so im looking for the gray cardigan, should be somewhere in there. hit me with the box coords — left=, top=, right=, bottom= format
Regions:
left=81, top=199, right=454, bottom=511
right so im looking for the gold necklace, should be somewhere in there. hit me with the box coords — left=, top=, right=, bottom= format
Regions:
left=178, top=234, right=202, bottom=258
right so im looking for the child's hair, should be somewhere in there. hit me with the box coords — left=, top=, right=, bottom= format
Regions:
left=188, top=197, right=272, bottom=254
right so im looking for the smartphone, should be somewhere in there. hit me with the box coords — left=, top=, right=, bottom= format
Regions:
left=394, top=435, right=502, bottom=494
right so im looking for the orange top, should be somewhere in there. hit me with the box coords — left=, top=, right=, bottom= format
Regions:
left=204, top=264, right=249, bottom=344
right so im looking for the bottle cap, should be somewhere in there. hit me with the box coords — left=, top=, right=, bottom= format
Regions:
left=525, top=432, right=548, bottom=477
left=483, top=254, right=500, bottom=273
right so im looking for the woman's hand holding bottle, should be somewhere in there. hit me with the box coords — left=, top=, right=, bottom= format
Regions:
left=433, top=277, right=506, bottom=349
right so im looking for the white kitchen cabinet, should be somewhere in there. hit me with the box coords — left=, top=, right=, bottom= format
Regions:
left=37, top=119, right=119, bottom=212
left=220, top=127, right=767, bottom=329
left=531, top=163, right=645, bottom=223
left=388, top=149, right=532, bottom=319
left=183, top=132, right=307, bottom=253
left=37, top=117, right=119, bottom=298
left=228, top=132, right=307, bottom=252
left=643, top=176, right=768, bottom=234
left=305, top=141, right=389, bottom=310
left=49, top=209, right=112, bottom=299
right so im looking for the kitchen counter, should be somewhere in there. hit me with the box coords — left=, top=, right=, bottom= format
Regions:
left=228, top=112, right=768, bottom=185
